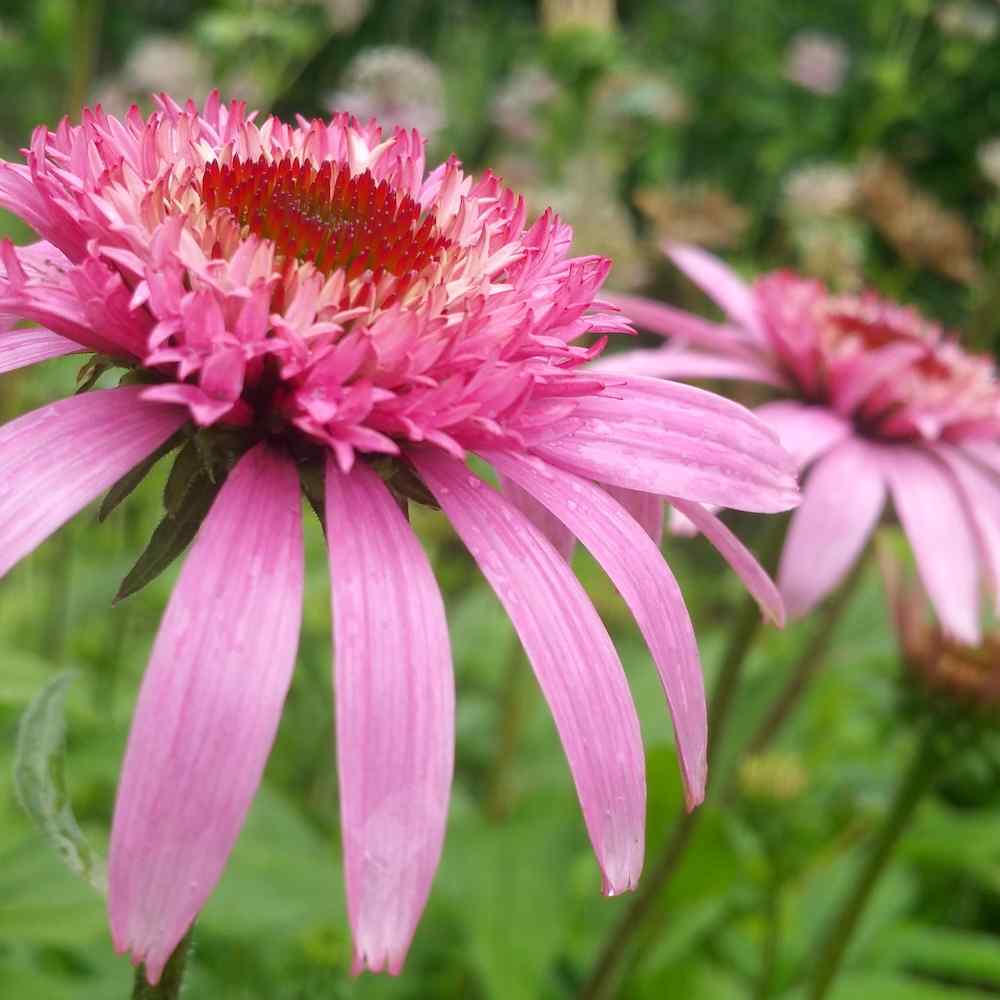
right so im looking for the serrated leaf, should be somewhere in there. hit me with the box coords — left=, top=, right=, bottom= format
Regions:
left=13, top=672, right=107, bottom=894
left=114, top=469, right=225, bottom=603
left=98, top=429, right=186, bottom=523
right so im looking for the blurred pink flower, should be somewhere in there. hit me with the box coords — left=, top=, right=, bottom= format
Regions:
left=783, top=31, right=849, bottom=96
left=605, top=244, right=1000, bottom=644
left=0, top=98, right=797, bottom=981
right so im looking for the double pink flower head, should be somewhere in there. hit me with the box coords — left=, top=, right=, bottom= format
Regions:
left=0, top=96, right=798, bottom=981
left=607, top=243, right=1000, bottom=644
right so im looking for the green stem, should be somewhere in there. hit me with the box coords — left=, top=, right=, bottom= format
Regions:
left=485, top=638, right=530, bottom=823
left=809, top=723, right=941, bottom=1000
left=741, top=554, right=869, bottom=763
left=754, top=857, right=782, bottom=1000
left=131, top=928, right=194, bottom=1000
left=68, top=0, right=103, bottom=114
left=579, top=522, right=780, bottom=1000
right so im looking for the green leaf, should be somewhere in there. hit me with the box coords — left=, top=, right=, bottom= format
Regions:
left=783, top=972, right=998, bottom=1000
left=880, top=923, right=1000, bottom=989
left=114, top=465, right=225, bottom=604
left=13, top=672, right=106, bottom=894
left=98, top=430, right=186, bottom=522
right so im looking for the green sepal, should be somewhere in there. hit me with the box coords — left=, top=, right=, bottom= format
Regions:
left=299, top=462, right=326, bottom=534
left=74, top=355, right=118, bottom=394
left=369, top=456, right=440, bottom=510
left=98, top=429, right=188, bottom=523
left=13, top=672, right=107, bottom=895
left=114, top=460, right=226, bottom=604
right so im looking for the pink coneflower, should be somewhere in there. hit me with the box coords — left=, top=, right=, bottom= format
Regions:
left=605, top=244, right=1000, bottom=645
left=0, top=96, right=797, bottom=982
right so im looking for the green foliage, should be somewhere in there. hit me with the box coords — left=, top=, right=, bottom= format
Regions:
left=1, top=1, right=999, bottom=998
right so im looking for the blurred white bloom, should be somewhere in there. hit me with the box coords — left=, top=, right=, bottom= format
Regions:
left=977, top=137, right=1000, bottom=187
left=492, top=66, right=560, bottom=143
left=782, top=163, right=858, bottom=218
left=783, top=31, right=849, bottom=96
left=123, top=34, right=210, bottom=99
left=595, top=69, right=690, bottom=126
left=326, top=46, right=445, bottom=142
left=319, top=0, right=370, bottom=32
left=935, top=2, right=998, bottom=42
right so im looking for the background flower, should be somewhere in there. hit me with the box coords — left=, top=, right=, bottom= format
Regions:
left=606, top=243, right=1000, bottom=644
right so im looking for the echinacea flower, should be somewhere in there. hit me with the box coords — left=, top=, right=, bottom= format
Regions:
left=880, top=541, right=1000, bottom=714
left=0, top=96, right=797, bottom=982
left=605, top=243, right=1000, bottom=645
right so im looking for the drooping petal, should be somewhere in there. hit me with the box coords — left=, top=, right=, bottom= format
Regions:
left=412, top=448, right=645, bottom=893
left=754, top=400, right=852, bottom=470
left=325, top=458, right=454, bottom=975
left=592, top=347, right=786, bottom=388
left=668, top=498, right=785, bottom=626
left=499, top=472, right=576, bottom=561
left=601, top=292, right=762, bottom=355
left=0, top=387, right=187, bottom=578
left=108, top=444, right=303, bottom=983
left=533, top=375, right=799, bottom=513
left=602, top=484, right=664, bottom=547
left=665, top=242, right=766, bottom=341
left=878, top=444, right=981, bottom=643
left=0, top=326, right=81, bottom=374
left=485, top=451, right=706, bottom=808
left=934, top=445, right=1000, bottom=614
left=777, top=438, right=886, bottom=621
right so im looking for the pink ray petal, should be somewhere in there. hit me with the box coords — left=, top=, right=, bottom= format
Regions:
left=964, top=440, right=1000, bottom=479
left=777, top=437, right=886, bottom=621
left=592, top=347, right=787, bottom=387
left=325, top=458, right=454, bottom=975
left=877, top=444, right=981, bottom=644
left=485, top=451, right=706, bottom=808
left=665, top=242, right=766, bottom=341
left=108, top=444, right=303, bottom=984
left=534, top=375, right=799, bottom=513
left=754, top=399, right=852, bottom=470
left=668, top=498, right=785, bottom=627
left=602, top=484, right=664, bottom=547
left=934, top=445, right=1000, bottom=615
left=499, top=472, right=576, bottom=561
left=0, top=326, right=81, bottom=374
left=601, top=292, right=763, bottom=356
left=412, top=448, right=645, bottom=893
left=0, top=387, right=187, bottom=578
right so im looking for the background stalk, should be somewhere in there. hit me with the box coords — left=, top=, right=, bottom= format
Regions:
left=809, top=722, right=941, bottom=1000
left=579, top=516, right=785, bottom=1000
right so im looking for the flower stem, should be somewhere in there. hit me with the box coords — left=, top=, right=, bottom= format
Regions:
left=131, top=928, right=194, bottom=1000
left=68, top=0, right=103, bottom=113
left=754, top=861, right=782, bottom=1000
left=486, top=638, right=530, bottom=823
left=809, top=722, right=941, bottom=1000
left=740, top=555, right=868, bottom=763
left=579, top=567, right=770, bottom=1000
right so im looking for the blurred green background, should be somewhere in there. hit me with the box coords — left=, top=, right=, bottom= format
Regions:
left=2, top=1, right=1000, bottom=998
